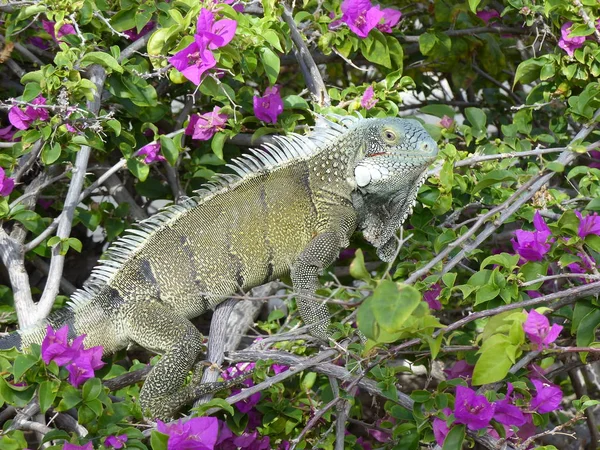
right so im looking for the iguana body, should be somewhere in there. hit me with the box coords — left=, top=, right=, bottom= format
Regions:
left=1, top=115, right=438, bottom=419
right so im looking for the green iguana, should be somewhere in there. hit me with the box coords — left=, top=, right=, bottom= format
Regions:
left=0, top=115, right=438, bottom=419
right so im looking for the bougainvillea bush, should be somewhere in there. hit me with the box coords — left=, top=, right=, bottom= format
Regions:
left=0, top=0, right=599, bottom=448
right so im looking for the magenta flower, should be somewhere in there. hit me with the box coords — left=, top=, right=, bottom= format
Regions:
left=558, top=22, right=586, bottom=57
left=42, top=20, right=76, bottom=42
left=253, top=86, right=284, bottom=124
left=185, top=107, right=228, bottom=141
left=589, top=150, right=600, bottom=169
left=337, top=0, right=385, bottom=38
left=196, top=8, right=237, bottom=50
left=0, top=168, right=15, bottom=197
left=0, top=125, right=15, bottom=141
left=476, top=10, right=500, bottom=24
left=157, top=416, right=219, bottom=450
left=423, top=283, right=442, bottom=310
left=511, top=211, right=552, bottom=261
left=63, top=443, right=93, bottom=450
left=440, top=115, right=454, bottom=129
left=567, top=252, right=595, bottom=276
left=41, top=325, right=73, bottom=366
left=575, top=211, right=600, bottom=238
left=29, top=36, right=50, bottom=50
left=530, top=379, right=562, bottom=414
left=137, top=142, right=165, bottom=164
left=361, top=86, right=377, bottom=109
left=432, top=408, right=452, bottom=446
left=444, top=360, right=474, bottom=382
left=271, top=364, right=288, bottom=375
left=453, top=385, right=495, bottom=430
left=105, top=434, right=128, bottom=449
left=523, top=309, right=562, bottom=349
left=8, top=96, right=50, bottom=130
left=66, top=358, right=95, bottom=388
left=123, top=21, right=155, bottom=40
left=493, top=384, right=528, bottom=427
left=218, top=0, right=244, bottom=12
left=376, top=8, right=402, bottom=33
left=169, top=37, right=217, bottom=85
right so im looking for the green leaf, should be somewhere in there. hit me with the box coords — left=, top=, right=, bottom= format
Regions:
left=13, top=353, right=38, bottom=380
left=472, top=334, right=514, bottom=385
left=362, top=31, right=391, bottom=68
left=546, top=162, right=564, bottom=172
left=584, top=234, right=600, bottom=253
left=38, top=380, right=59, bottom=414
left=150, top=431, right=169, bottom=450
left=82, top=378, right=103, bottom=401
left=371, top=281, right=421, bottom=334
left=110, top=8, right=136, bottom=31
left=474, top=285, right=500, bottom=306
left=576, top=309, right=600, bottom=348
left=468, top=0, right=481, bottom=13
left=211, top=132, right=227, bottom=160
left=419, top=32, right=437, bottom=56
left=106, top=119, right=122, bottom=136
left=80, top=52, right=123, bottom=73
left=472, top=170, right=517, bottom=194
left=127, top=158, right=150, bottom=181
left=464, top=107, right=487, bottom=130
left=66, top=238, right=82, bottom=253
left=22, top=83, right=41, bottom=102
left=514, top=58, right=544, bottom=87
left=259, top=47, right=280, bottom=85
left=283, top=95, right=309, bottom=110
left=420, top=104, right=455, bottom=118
left=159, top=135, right=179, bottom=166
left=41, top=143, right=61, bottom=165
left=349, top=249, right=371, bottom=282
left=442, top=424, right=466, bottom=450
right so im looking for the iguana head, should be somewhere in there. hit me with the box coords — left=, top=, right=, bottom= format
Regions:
left=351, top=118, right=439, bottom=262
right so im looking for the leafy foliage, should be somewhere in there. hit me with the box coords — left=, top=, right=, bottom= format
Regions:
left=0, top=0, right=599, bottom=449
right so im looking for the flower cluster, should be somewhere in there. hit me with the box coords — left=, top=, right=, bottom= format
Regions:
left=433, top=381, right=563, bottom=446
left=523, top=309, right=562, bottom=350
left=42, top=19, right=76, bottom=42
left=511, top=211, right=552, bottom=262
left=558, top=21, right=590, bottom=57
left=0, top=168, right=15, bottom=197
left=423, top=283, right=442, bottom=310
left=185, top=106, right=228, bottom=140
left=169, top=9, right=237, bottom=85
left=253, top=86, right=284, bottom=124
left=8, top=96, right=50, bottom=131
left=137, top=142, right=165, bottom=164
left=41, top=325, right=105, bottom=388
left=330, top=0, right=401, bottom=38
left=360, top=86, right=377, bottom=110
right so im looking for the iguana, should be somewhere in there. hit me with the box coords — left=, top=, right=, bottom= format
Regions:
left=0, top=115, right=438, bottom=419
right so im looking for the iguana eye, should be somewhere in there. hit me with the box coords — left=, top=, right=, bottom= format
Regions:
left=382, top=129, right=397, bottom=143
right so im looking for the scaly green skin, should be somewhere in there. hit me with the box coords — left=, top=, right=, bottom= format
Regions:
left=5, top=116, right=438, bottom=420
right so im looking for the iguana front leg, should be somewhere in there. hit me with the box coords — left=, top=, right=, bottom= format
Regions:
left=291, top=228, right=351, bottom=341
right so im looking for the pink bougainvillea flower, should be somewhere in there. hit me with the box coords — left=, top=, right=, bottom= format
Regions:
left=511, top=211, right=552, bottom=261
left=253, top=85, right=284, bottom=124
left=185, top=106, right=228, bottom=141
left=575, top=211, right=600, bottom=238
left=361, top=86, right=377, bottom=109
left=196, top=8, right=237, bottom=50
left=219, top=0, right=244, bottom=12
left=169, top=37, right=217, bottom=85
left=63, top=442, right=94, bottom=450
left=41, top=324, right=73, bottom=366
left=123, top=21, right=155, bottom=40
left=440, top=115, right=454, bottom=129
left=25, top=96, right=50, bottom=122
left=566, top=252, right=595, bottom=277
left=453, top=385, right=495, bottom=430
left=423, top=283, right=442, bottom=310
left=157, top=416, right=219, bottom=450
left=589, top=150, right=600, bottom=169
left=523, top=309, right=563, bottom=349
left=42, top=20, right=76, bottom=42
left=105, top=434, right=128, bottom=449
left=0, top=125, right=15, bottom=141
left=29, top=36, right=50, bottom=50
left=137, top=142, right=165, bottom=164
left=376, top=7, right=402, bottom=33
left=493, top=383, right=528, bottom=427
left=339, top=0, right=385, bottom=38
left=432, top=408, right=452, bottom=446
left=530, top=379, right=562, bottom=414
left=558, top=22, right=586, bottom=57
left=271, top=363, right=288, bottom=375
left=8, top=107, right=33, bottom=130
left=66, top=357, right=95, bottom=388
left=0, top=168, right=15, bottom=197
left=444, top=360, right=474, bottom=382
left=476, top=10, right=500, bottom=24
